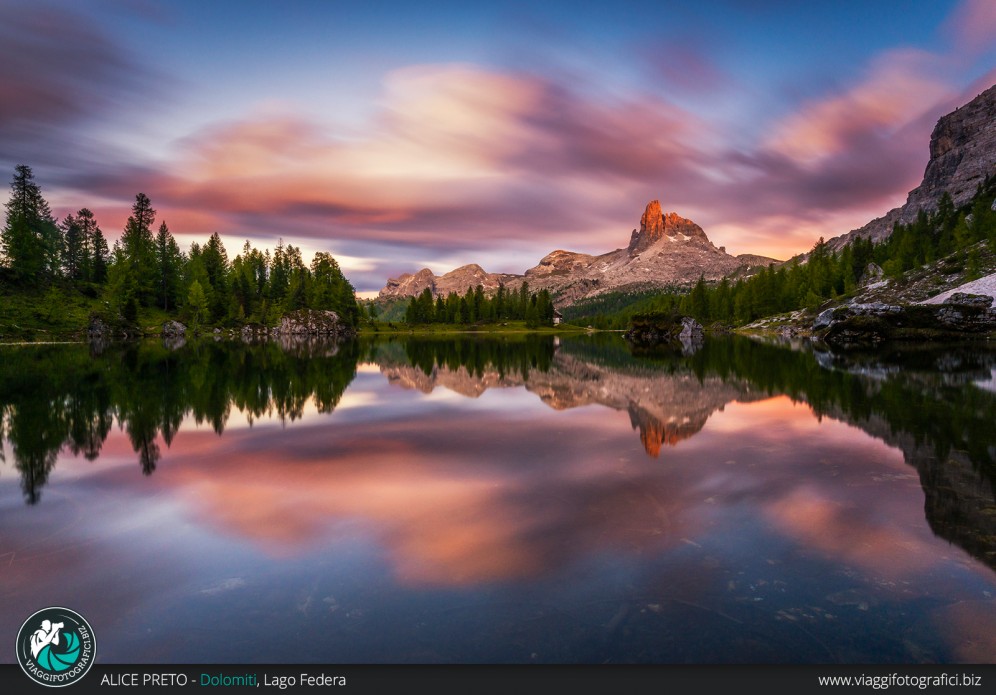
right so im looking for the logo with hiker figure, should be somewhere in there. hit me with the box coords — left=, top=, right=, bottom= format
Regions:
left=16, top=607, right=96, bottom=687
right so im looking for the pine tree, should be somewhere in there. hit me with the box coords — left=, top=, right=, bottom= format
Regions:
left=517, top=282, right=529, bottom=320
left=524, top=296, right=540, bottom=328
left=120, top=193, right=157, bottom=304
left=536, top=289, right=554, bottom=325
left=689, top=274, right=710, bottom=320
left=184, top=241, right=215, bottom=323
left=282, top=243, right=307, bottom=312
left=76, top=209, right=110, bottom=284
left=201, top=232, right=230, bottom=320
left=1, top=165, right=60, bottom=284
left=418, top=287, right=434, bottom=323
left=269, top=239, right=289, bottom=303
left=155, top=221, right=183, bottom=311
left=309, top=251, right=358, bottom=322
left=953, top=213, right=974, bottom=258
left=106, top=242, right=138, bottom=318
left=61, top=213, right=83, bottom=283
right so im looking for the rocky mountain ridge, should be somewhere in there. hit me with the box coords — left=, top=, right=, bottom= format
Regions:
left=829, top=83, right=996, bottom=251
left=379, top=200, right=779, bottom=306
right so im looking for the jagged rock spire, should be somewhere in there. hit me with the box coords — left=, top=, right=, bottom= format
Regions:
left=628, top=199, right=709, bottom=254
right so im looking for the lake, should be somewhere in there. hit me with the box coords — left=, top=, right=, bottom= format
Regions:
left=1, top=333, right=995, bottom=664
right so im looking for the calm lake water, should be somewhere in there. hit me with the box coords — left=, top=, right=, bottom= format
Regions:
left=1, top=333, right=995, bottom=664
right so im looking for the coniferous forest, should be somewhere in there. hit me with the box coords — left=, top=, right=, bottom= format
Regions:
left=564, top=176, right=996, bottom=329
left=0, top=165, right=360, bottom=337
left=4, top=164, right=996, bottom=338
left=402, top=284, right=556, bottom=328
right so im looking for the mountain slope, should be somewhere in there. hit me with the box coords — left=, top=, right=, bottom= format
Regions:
left=829, top=83, right=996, bottom=251
left=379, top=200, right=779, bottom=306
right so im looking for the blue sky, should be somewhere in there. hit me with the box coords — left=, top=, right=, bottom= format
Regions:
left=1, top=0, right=994, bottom=292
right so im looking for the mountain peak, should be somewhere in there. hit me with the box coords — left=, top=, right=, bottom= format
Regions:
left=640, top=199, right=665, bottom=238
left=378, top=198, right=780, bottom=305
left=379, top=267, right=436, bottom=299
left=628, top=199, right=710, bottom=254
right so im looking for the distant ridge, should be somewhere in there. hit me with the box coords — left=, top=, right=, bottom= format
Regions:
left=379, top=200, right=780, bottom=307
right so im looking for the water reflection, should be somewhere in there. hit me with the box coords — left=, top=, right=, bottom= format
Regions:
left=376, top=335, right=765, bottom=456
left=0, top=339, right=359, bottom=502
left=373, top=336, right=996, bottom=573
left=2, top=334, right=996, bottom=662
left=2, top=336, right=995, bottom=570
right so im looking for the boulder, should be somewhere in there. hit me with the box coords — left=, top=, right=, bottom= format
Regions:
left=162, top=320, right=186, bottom=338
left=813, top=307, right=836, bottom=330
left=87, top=315, right=112, bottom=341
left=273, top=309, right=356, bottom=339
left=814, top=301, right=996, bottom=349
left=678, top=317, right=704, bottom=355
left=943, top=292, right=994, bottom=308
left=858, top=263, right=884, bottom=287
left=240, top=324, right=264, bottom=341
left=678, top=316, right=703, bottom=342
left=625, top=312, right=703, bottom=353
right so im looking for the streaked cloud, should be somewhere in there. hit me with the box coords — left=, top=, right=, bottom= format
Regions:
left=763, top=51, right=950, bottom=167
left=945, top=0, right=996, bottom=55
left=2, top=0, right=992, bottom=288
left=0, top=4, right=160, bottom=170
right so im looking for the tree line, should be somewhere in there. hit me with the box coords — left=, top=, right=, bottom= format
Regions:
left=403, top=283, right=556, bottom=327
left=0, top=165, right=360, bottom=329
left=567, top=176, right=996, bottom=329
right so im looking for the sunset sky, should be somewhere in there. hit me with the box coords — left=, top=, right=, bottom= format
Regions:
left=2, top=1, right=995, bottom=294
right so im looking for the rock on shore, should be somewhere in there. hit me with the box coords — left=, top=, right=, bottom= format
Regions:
left=813, top=294, right=996, bottom=348
left=273, top=309, right=355, bottom=338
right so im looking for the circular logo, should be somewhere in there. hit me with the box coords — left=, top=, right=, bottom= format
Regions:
left=15, top=607, right=96, bottom=688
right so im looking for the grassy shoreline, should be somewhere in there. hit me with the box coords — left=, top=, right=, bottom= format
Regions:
left=358, top=320, right=593, bottom=335
left=0, top=306, right=599, bottom=343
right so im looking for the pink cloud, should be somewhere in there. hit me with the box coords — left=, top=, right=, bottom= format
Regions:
left=945, top=0, right=996, bottom=55
left=691, top=50, right=968, bottom=256
left=63, top=64, right=716, bottom=260
left=763, top=50, right=951, bottom=166
left=50, top=53, right=991, bottom=271
left=0, top=4, right=159, bottom=171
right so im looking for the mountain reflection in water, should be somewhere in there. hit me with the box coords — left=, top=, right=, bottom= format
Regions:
left=1, top=334, right=995, bottom=663
left=374, top=335, right=996, bottom=573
